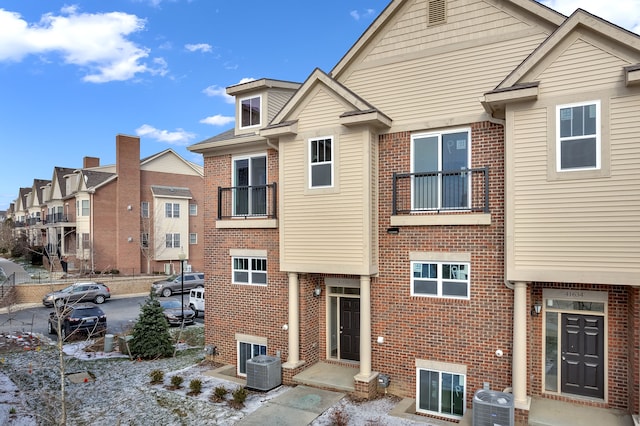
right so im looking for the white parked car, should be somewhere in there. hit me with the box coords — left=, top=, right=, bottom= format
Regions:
left=189, top=288, right=204, bottom=318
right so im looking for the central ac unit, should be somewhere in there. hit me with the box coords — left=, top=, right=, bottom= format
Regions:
left=472, top=389, right=514, bottom=426
left=246, top=355, right=282, bottom=391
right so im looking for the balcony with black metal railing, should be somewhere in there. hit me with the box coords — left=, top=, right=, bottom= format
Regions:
left=26, top=217, right=42, bottom=226
left=45, top=213, right=69, bottom=224
left=390, top=167, right=491, bottom=227
left=217, top=183, right=278, bottom=228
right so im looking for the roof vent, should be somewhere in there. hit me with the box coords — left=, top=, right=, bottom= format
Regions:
left=428, top=0, right=447, bottom=26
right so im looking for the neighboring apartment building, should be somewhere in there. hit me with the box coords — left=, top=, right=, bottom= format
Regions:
left=190, top=0, right=640, bottom=423
left=10, top=134, right=204, bottom=275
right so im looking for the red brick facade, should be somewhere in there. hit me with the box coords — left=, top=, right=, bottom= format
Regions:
left=60, top=135, right=204, bottom=275
left=203, top=122, right=513, bottom=409
left=372, top=122, right=510, bottom=402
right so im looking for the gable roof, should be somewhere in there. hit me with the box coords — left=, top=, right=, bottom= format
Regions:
left=330, top=0, right=566, bottom=80
left=141, top=148, right=204, bottom=176
left=82, top=170, right=116, bottom=190
left=496, top=8, right=640, bottom=90
left=481, top=7, right=640, bottom=115
left=16, top=187, right=30, bottom=212
left=264, top=68, right=391, bottom=133
left=150, top=186, right=193, bottom=199
left=31, top=179, right=51, bottom=206
left=51, top=167, right=76, bottom=199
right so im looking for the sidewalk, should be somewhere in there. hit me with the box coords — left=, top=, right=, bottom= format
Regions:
left=237, top=385, right=345, bottom=426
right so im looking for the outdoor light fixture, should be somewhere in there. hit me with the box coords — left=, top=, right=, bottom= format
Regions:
left=531, top=302, right=542, bottom=317
left=178, top=248, right=186, bottom=325
left=313, top=285, right=322, bottom=297
left=386, top=227, right=400, bottom=235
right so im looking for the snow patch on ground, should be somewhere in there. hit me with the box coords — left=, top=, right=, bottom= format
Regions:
left=0, top=338, right=432, bottom=425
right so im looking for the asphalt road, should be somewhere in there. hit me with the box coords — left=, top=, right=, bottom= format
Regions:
left=0, top=295, right=203, bottom=341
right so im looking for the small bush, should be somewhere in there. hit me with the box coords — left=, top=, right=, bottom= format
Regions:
left=188, top=379, right=202, bottom=395
left=170, top=375, right=184, bottom=389
left=211, top=385, right=228, bottom=403
left=229, top=386, right=248, bottom=408
left=149, top=370, right=164, bottom=384
left=330, top=407, right=350, bottom=426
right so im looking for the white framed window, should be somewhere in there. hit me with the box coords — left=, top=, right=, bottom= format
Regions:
left=240, top=95, right=261, bottom=129
left=141, top=201, right=149, bottom=218
left=237, top=341, right=267, bottom=376
left=233, top=154, right=267, bottom=216
left=411, top=129, right=470, bottom=210
left=165, top=203, right=180, bottom=218
left=141, top=233, right=149, bottom=248
left=81, top=233, right=90, bottom=249
left=165, top=233, right=180, bottom=248
left=556, top=101, right=600, bottom=171
left=189, top=233, right=197, bottom=245
left=232, top=257, right=267, bottom=285
left=411, top=261, right=470, bottom=299
left=81, top=200, right=90, bottom=216
left=309, top=137, right=333, bottom=188
left=417, top=368, right=465, bottom=418
left=189, top=204, right=197, bottom=216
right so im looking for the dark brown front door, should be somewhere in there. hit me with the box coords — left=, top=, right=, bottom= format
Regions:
left=340, top=298, right=360, bottom=361
left=561, top=313, right=604, bottom=398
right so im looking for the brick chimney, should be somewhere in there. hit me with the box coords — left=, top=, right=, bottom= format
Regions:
left=83, top=156, right=100, bottom=168
left=115, top=134, right=141, bottom=273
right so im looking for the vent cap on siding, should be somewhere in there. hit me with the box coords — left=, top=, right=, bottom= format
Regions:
left=428, top=0, right=447, bottom=26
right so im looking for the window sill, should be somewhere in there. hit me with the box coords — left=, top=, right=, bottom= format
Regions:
left=390, top=213, right=491, bottom=227
left=216, top=219, right=278, bottom=229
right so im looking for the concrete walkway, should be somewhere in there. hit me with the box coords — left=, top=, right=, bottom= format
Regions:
left=237, top=385, right=344, bottom=426
left=529, top=397, right=634, bottom=426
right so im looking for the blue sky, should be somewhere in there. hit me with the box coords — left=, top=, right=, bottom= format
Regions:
left=1, top=0, right=639, bottom=211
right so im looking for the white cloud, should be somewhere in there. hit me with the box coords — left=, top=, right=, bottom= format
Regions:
left=135, top=124, right=196, bottom=145
left=199, top=114, right=234, bottom=126
left=202, top=78, right=255, bottom=103
left=0, top=7, right=165, bottom=83
left=350, top=9, right=376, bottom=21
left=185, top=43, right=212, bottom=53
left=540, top=0, right=640, bottom=33
left=202, top=85, right=234, bottom=104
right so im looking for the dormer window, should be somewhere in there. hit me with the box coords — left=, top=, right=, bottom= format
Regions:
left=240, top=95, right=261, bottom=129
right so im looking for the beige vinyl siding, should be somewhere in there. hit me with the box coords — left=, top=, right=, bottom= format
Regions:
left=141, top=154, right=200, bottom=175
left=508, top=96, right=640, bottom=284
left=266, top=89, right=295, bottom=123
left=345, top=34, right=546, bottom=128
left=280, top=121, right=374, bottom=274
left=536, top=38, right=628, bottom=97
left=367, top=0, right=537, bottom=63
left=296, top=87, right=351, bottom=133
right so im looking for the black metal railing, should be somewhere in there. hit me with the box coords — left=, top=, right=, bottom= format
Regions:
left=45, top=213, right=69, bottom=224
left=392, top=167, right=489, bottom=215
left=218, top=183, right=277, bottom=220
left=26, top=217, right=42, bottom=226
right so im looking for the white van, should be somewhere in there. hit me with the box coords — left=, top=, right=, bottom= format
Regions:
left=188, top=288, right=205, bottom=318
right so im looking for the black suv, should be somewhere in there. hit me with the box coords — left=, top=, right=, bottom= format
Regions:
left=47, top=304, right=107, bottom=341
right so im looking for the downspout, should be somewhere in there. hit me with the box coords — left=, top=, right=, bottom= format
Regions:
left=266, top=138, right=279, bottom=152
left=89, top=189, right=95, bottom=274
